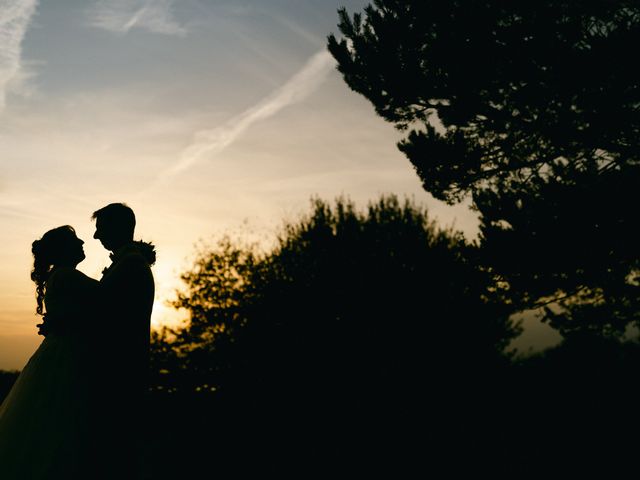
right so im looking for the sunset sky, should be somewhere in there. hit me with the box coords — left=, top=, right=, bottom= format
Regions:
left=0, top=0, right=560, bottom=370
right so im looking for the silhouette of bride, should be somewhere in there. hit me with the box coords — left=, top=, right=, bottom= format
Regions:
left=0, top=226, right=98, bottom=478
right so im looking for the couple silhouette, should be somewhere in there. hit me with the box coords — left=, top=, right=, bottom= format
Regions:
left=0, top=203, right=156, bottom=479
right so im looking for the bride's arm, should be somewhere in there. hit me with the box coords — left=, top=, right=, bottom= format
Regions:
left=54, top=269, right=100, bottom=313
left=70, top=269, right=100, bottom=291
left=38, top=268, right=100, bottom=335
left=68, top=270, right=100, bottom=309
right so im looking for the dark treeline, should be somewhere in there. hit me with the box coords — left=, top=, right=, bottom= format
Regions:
left=143, top=196, right=640, bottom=476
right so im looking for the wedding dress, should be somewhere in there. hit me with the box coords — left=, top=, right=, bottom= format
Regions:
left=0, top=267, right=99, bottom=479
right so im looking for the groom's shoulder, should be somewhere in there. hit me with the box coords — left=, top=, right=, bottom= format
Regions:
left=105, top=242, right=155, bottom=279
left=116, top=250, right=153, bottom=270
left=103, top=253, right=153, bottom=286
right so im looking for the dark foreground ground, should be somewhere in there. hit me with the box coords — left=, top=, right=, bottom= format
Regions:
left=146, top=369, right=640, bottom=478
left=3, top=345, right=640, bottom=478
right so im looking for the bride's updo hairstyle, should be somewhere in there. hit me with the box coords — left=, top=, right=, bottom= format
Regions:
left=31, top=225, right=76, bottom=316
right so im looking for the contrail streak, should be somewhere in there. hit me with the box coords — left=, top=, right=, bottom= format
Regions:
left=89, top=0, right=186, bottom=36
left=150, top=49, right=336, bottom=189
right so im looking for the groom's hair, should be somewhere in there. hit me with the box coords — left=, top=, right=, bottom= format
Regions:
left=91, top=203, right=136, bottom=235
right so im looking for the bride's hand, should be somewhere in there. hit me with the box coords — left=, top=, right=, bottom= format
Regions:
left=36, top=313, right=57, bottom=336
left=36, top=316, right=49, bottom=336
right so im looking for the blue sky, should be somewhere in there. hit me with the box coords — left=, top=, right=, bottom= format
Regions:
left=0, top=0, right=559, bottom=369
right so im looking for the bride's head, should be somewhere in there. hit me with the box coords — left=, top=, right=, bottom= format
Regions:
left=31, top=226, right=86, bottom=315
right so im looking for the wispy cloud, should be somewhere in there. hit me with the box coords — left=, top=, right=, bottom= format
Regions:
left=149, top=49, right=336, bottom=188
left=88, top=0, right=186, bottom=36
left=0, top=0, right=38, bottom=112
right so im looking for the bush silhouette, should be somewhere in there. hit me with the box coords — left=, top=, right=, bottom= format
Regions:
left=153, top=195, right=518, bottom=392
left=150, top=195, right=520, bottom=473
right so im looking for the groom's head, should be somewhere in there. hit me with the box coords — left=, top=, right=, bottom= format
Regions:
left=92, top=203, right=136, bottom=252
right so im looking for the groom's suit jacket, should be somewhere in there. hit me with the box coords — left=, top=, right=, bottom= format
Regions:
left=98, top=241, right=155, bottom=399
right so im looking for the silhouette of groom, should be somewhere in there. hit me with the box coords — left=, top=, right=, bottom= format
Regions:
left=91, top=203, right=155, bottom=478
